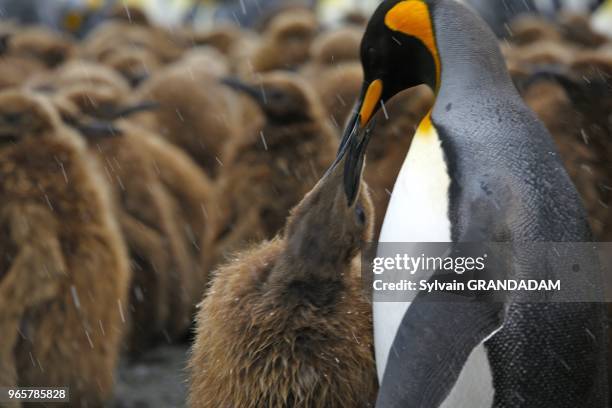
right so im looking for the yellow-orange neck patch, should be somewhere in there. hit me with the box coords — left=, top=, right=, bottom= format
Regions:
left=384, top=0, right=441, bottom=89
left=416, top=111, right=434, bottom=137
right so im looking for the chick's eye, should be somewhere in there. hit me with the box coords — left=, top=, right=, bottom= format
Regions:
left=267, top=89, right=287, bottom=103
left=355, top=204, right=366, bottom=226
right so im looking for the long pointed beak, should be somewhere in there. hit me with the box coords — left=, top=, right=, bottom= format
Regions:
left=334, top=79, right=383, bottom=205
left=343, top=119, right=376, bottom=206
left=112, top=101, right=160, bottom=119
left=337, top=79, right=383, bottom=157
left=220, top=77, right=265, bottom=105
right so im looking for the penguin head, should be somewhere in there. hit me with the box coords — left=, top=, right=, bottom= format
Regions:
left=339, top=0, right=441, bottom=202
left=350, top=0, right=439, bottom=131
left=0, top=91, right=60, bottom=143
left=221, top=72, right=320, bottom=124
left=284, top=149, right=374, bottom=274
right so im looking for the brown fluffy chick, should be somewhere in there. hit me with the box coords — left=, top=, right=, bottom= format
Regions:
left=181, top=24, right=247, bottom=56
left=26, top=60, right=131, bottom=104
left=80, top=20, right=182, bottom=67
left=202, top=72, right=337, bottom=273
left=309, top=26, right=363, bottom=67
left=246, top=9, right=318, bottom=74
left=189, top=146, right=377, bottom=408
left=7, top=27, right=75, bottom=68
left=365, top=86, right=434, bottom=237
left=0, top=90, right=130, bottom=406
left=306, top=61, right=363, bottom=131
left=53, top=87, right=213, bottom=350
left=557, top=13, right=609, bottom=48
left=131, top=62, right=242, bottom=177
left=0, top=27, right=74, bottom=90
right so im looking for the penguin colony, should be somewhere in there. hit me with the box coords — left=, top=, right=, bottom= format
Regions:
left=0, top=2, right=608, bottom=406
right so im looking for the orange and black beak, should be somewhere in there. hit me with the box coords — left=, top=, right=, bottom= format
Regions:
left=337, top=79, right=384, bottom=206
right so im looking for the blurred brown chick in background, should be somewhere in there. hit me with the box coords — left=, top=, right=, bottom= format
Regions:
left=202, top=72, right=337, bottom=274
left=49, top=80, right=212, bottom=350
left=0, top=90, right=130, bottom=407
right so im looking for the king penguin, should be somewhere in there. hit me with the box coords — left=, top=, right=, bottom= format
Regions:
left=339, top=0, right=608, bottom=407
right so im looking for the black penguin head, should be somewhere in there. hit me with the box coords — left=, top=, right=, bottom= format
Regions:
left=339, top=0, right=441, bottom=202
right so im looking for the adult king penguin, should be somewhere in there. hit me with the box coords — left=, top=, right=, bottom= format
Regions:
left=339, top=0, right=608, bottom=407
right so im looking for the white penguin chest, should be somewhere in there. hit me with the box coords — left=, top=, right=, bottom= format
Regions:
left=379, top=115, right=452, bottom=243
left=374, top=115, right=453, bottom=379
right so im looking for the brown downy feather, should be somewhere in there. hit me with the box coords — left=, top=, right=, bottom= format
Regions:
left=306, top=61, right=364, bottom=131
left=557, top=13, right=609, bottom=48
left=8, top=27, right=75, bottom=68
left=28, top=60, right=131, bottom=95
left=0, top=90, right=130, bottom=406
left=202, top=72, right=337, bottom=273
left=52, top=87, right=213, bottom=350
left=108, top=4, right=151, bottom=26
left=247, top=9, right=319, bottom=73
left=100, top=46, right=161, bottom=87
left=189, top=155, right=377, bottom=408
left=131, top=63, right=242, bottom=177
left=80, top=21, right=182, bottom=66
left=309, top=26, right=363, bottom=67
left=181, top=24, right=247, bottom=56
left=507, top=15, right=562, bottom=46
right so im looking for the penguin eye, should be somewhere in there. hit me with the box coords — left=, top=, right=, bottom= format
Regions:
left=355, top=204, right=366, bottom=226
left=267, top=89, right=288, bottom=104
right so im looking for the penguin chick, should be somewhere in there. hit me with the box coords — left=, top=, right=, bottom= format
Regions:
left=100, top=46, right=161, bottom=87
left=309, top=27, right=363, bottom=67
left=8, top=27, right=75, bottom=68
left=189, top=153, right=377, bottom=408
left=0, top=90, right=130, bottom=406
left=108, top=3, right=151, bottom=26
left=202, top=72, right=337, bottom=272
left=54, top=88, right=213, bottom=350
left=306, top=62, right=363, bottom=131
left=81, top=21, right=182, bottom=66
left=0, top=53, right=46, bottom=90
left=28, top=60, right=131, bottom=95
left=248, top=9, right=318, bottom=73
left=507, top=15, right=562, bottom=46
left=131, top=63, right=242, bottom=177
left=557, top=12, right=609, bottom=47
left=181, top=24, right=246, bottom=56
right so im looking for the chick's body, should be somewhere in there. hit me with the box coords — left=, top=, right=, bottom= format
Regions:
left=190, top=152, right=377, bottom=407
left=0, top=91, right=129, bottom=406
left=53, top=83, right=212, bottom=349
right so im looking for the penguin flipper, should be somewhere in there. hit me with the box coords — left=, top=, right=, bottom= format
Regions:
left=376, top=297, right=504, bottom=408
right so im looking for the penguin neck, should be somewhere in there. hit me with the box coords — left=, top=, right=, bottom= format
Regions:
left=429, top=0, right=517, bottom=104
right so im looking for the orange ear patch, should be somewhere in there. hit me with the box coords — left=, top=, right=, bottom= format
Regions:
left=385, top=0, right=441, bottom=87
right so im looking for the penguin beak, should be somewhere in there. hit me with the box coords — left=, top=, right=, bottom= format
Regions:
left=110, top=101, right=160, bottom=119
left=338, top=79, right=383, bottom=155
left=336, top=79, right=383, bottom=206
left=74, top=120, right=123, bottom=139
left=220, top=77, right=265, bottom=105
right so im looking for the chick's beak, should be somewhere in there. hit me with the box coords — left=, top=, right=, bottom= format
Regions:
left=336, top=79, right=382, bottom=206
left=220, top=77, right=265, bottom=106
